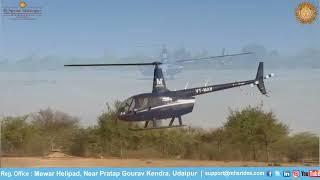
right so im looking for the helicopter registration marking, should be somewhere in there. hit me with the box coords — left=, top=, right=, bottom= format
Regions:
left=232, top=82, right=246, bottom=87
left=195, top=87, right=213, bottom=94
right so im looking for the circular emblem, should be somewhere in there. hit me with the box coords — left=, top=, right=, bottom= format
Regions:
left=295, top=2, right=318, bottom=24
left=19, top=1, right=28, bottom=8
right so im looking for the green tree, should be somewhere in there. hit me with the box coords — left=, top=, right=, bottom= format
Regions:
left=224, top=105, right=288, bottom=161
left=31, top=108, right=79, bottom=152
left=225, top=106, right=261, bottom=160
left=2, top=116, right=31, bottom=154
left=285, top=132, right=319, bottom=162
left=255, top=111, right=288, bottom=161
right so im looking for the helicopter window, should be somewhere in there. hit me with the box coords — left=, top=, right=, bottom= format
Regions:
left=150, top=97, right=162, bottom=107
left=134, top=97, right=149, bottom=110
left=129, top=99, right=135, bottom=111
left=121, top=98, right=133, bottom=112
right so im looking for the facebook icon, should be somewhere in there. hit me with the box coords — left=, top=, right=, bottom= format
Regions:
left=283, top=171, right=291, bottom=177
left=266, top=171, right=272, bottom=177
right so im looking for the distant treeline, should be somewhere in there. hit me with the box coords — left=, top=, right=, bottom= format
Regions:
left=0, top=103, right=318, bottom=163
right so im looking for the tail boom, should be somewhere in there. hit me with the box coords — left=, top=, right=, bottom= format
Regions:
left=172, top=80, right=255, bottom=97
left=171, top=62, right=273, bottom=97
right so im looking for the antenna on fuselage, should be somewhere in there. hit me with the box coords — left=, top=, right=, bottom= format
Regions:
left=184, top=82, right=189, bottom=90
left=204, top=79, right=210, bottom=87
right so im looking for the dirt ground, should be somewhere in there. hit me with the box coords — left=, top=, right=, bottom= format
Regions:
left=1, top=157, right=305, bottom=167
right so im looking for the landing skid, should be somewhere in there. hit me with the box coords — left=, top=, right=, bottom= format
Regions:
left=129, top=125, right=187, bottom=131
left=129, top=116, right=187, bottom=131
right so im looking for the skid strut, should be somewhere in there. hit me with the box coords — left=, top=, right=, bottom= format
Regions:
left=144, top=121, right=149, bottom=128
left=169, top=116, right=183, bottom=126
left=129, top=116, right=186, bottom=131
left=152, top=119, right=157, bottom=128
left=178, top=116, right=182, bottom=126
left=169, top=117, right=175, bottom=126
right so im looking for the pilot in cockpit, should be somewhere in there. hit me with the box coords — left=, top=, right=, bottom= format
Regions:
left=134, top=97, right=148, bottom=110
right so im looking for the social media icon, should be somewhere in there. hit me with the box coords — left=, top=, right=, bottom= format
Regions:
left=301, top=171, right=309, bottom=176
left=309, top=170, right=319, bottom=177
left=283, top=171, right=291, bottom=177
left=266, top=171, right=272, bottom=177
left=292, top=170, right=300, bottom=177
left=274, top=171, right=281, bottom=176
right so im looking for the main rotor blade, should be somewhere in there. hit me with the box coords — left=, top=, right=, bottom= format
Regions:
left=64, top=62, right=162, bottom=67
left=175, top=52, right=253, bottom=63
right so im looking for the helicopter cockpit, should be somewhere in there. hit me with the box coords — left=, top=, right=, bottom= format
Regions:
left=119, top=98, right=134, bottom=114
left=119, top=96, right=151, bottom=115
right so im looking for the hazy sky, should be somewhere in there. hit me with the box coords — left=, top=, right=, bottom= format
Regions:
left=1, top=0, right=319, bottom=59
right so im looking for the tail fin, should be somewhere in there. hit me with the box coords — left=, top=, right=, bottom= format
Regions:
left=255, top=62, right=267, bottom=95
left=152, top=64, right=169, bottom=93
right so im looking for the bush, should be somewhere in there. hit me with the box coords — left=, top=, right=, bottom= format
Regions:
left=1, top=103, right=318, bottom=163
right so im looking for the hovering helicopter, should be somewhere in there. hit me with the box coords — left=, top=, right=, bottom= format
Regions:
left=65, top=60, right=274, bottom=130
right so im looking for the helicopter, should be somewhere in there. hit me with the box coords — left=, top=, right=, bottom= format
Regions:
left=65, top=60, right=274, bottom=130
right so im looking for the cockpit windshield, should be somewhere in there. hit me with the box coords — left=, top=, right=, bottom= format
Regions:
left=120, top=96, right=151, bottom=113
left=120, top=97, right=135, bottom=113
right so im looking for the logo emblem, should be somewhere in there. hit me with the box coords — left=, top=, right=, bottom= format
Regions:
left=266, top=171, right=272, bottom=177
left=309, top=170, right=320, bottom=177
left=156, top=78, right=163, bottom=86
left=2, top=0, right=42, bottom=20
left=292, top=170, right=300, bottom=178
left=274, top=171, right=281, bottom=176
left=295, top=2, right=318, bottom=24
left=19, top=1, right=28, bottom=8
left=283, top=171, right=291, bottom=177
left=301, top=171, right=309, bottom=176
